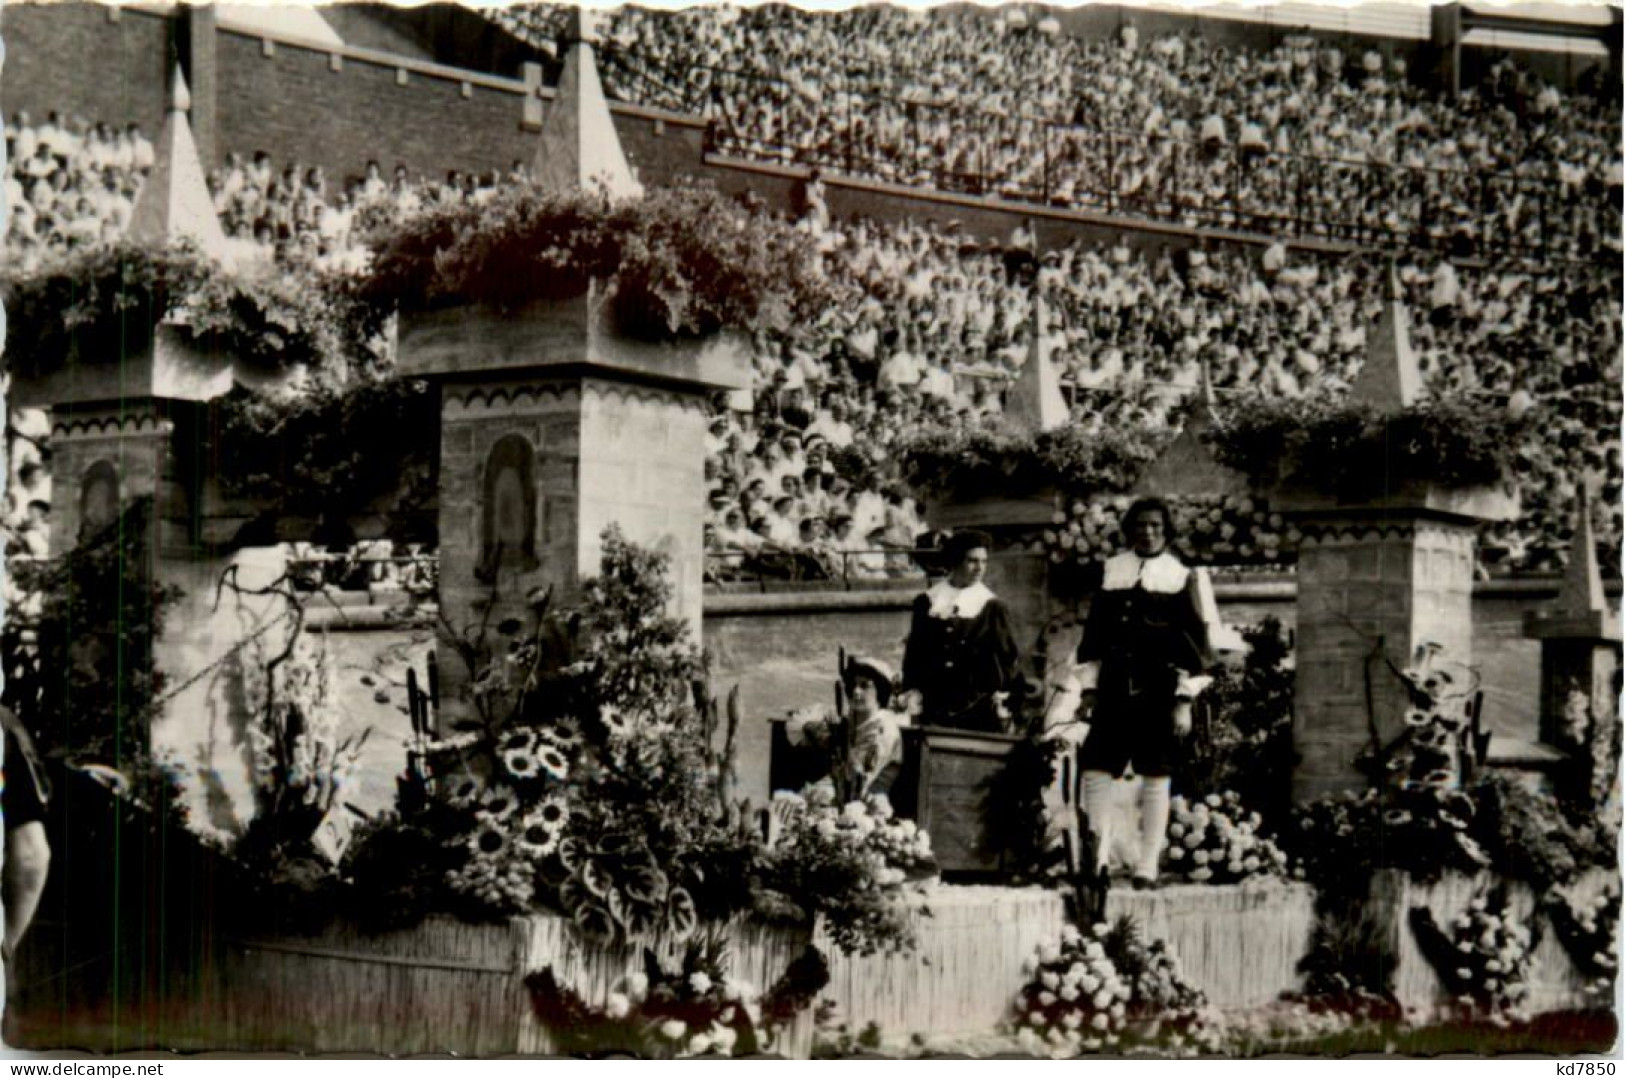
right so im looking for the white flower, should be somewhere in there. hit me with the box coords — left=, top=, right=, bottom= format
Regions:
left=711, top=1026, right=738, bottom=1054
left=1060, top=925, right=1082, bottom=946
left=1091, top=1013, right=1110, bottom=1031
left=625, top=972, right=650, bottom=1001
left=1040, top=944, right=1063, bottom=964
left=1084, top=943, right=1104, bottom=961
left=660, top=1019, right=687, bottom=1041
left=1040, top=971, right=1060, bottom=991
left=1059, top=984, right=1079, bottom=1003
left=605, top=992, right=631, bottom=1019
left=1193, top=850, right=1209, bottom=865
left=1092, top=923, right=1110, bottom=938
left=1028, top=1012, right=1047, bottom=1027
left=688, top=1033, right=713, bottom=1055
left=1456, top=968, right=1473, bottom=981
left=1092, top=990, right=1111, bottom=1010
left=1190, top=868, right=1213, bottom=882
left=1038, top=991, right=1057, bottom=1007
left=1169, top=847, right=1185, bottom=861
left=1110, top=1002, right=1125, bottom=1020
left=1080, top=975, right=1101, bottom=994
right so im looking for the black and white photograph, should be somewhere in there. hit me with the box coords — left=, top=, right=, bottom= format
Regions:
left=0, top=0, right=1619, bottom=1060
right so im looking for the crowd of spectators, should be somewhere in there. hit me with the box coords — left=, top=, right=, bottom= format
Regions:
left=3, top=110, right=154, bottom=269
left=537, top=5, right=1621, bottom=261
left=207, top=153, right=527, bottom=273
left=712, top=206, right=1620, bottom=578
left=2, top=91, right=1616, bottom=581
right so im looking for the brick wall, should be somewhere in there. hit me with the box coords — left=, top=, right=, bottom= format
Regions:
left=213, top=30, right=532, bottom=181
left=2, top=4, right=170, bottom=136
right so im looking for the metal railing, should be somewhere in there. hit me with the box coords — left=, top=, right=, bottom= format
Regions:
left=705, top=546, right=932, bottom=590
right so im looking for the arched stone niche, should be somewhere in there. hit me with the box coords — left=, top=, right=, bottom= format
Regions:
left=479, top=433, right=540, bottom=581
left=79, top=458, right=122, bottom=541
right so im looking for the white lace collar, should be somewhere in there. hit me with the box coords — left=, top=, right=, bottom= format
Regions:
left=1101, top=550, right=1190, bottom=594
left=925, top=580, right=995, bottom=618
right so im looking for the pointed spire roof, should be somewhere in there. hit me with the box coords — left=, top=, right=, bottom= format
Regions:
left=1004, top=289, right=1068, bottom=434
left=1526, top=483, right=1621, bottom=641
left=1137, top=358, right=1248, bottom=498
left=1349, top=259, right=1422, bottom=410
left=534, top=11, right=643, bottom=200
left=1557, top=486, right=1608, bottom=619
left=126, top=65, right=234, bottom=266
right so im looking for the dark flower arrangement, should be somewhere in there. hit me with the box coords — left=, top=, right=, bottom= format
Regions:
left=1177, top=617, right=1296, bottom=822
left=1205, top=395, right=1526, bottom=497
left=0, top=240, right=383, bottom=383
left=1543, top=886, right=1621, bottom=1004
left=525, top=934, right=830, bottom=1058
left=1409, top=883, right=1539, bottom=1026
left=895, top=424, right=1161, bottom=505
left=364, top=181, right=833, bottom=341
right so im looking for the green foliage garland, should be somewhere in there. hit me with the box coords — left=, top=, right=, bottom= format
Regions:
left=896, top=424, right=1162, bottom=503
left=364, top=182, right=834, bottom=341
left=0, top=242, right=384, bottom=384
left=1206, top=395, right=1525, bottom=496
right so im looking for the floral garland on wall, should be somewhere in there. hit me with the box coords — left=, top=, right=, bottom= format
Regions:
left=1203, top=396, right=1527, bottom=497
left=362, top=182, right=834, bottom=341
left=895, top=424, right=1160, bottom=506
left=1, top=241, right=386, bottom=384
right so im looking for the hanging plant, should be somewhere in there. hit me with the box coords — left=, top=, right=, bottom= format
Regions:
left=1, top=241, right=384, bottom=383
left=1204, top=395, right=1527, bottom=497
left=363, top=181, right=833, bottom=342
left=896, top=424, right=1163, bottom=504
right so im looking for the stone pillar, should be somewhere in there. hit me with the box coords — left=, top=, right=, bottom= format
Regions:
left=44, top=402, right=194, bottom=559
left=1525, top=493, right=1621, bottom=805
left=1283, top=486, right=1515, bottom=800
left=398, top=288, right=746, bottom=719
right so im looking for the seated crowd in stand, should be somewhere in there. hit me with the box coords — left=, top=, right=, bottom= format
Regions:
left=3, top=111, right=153, bottom=265
left=4, top=47, right=1618, bottom=583
left=550, top=5, right=1621, bottom=260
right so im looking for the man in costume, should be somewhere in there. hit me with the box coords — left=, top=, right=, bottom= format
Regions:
left=1075, top=499, right=1213, bottom=889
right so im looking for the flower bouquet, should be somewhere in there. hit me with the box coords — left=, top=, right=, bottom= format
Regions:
left=1011, top=922, right=1134, bottom=1058
left=525, top=935, right=830, bottom=1058
left=1011, top=919, right=1224, bottom=1058
left=756, top=789, right=935, bottom=957
left=1162, top=791, right=1289, bottom=885
left=1408, top=884, right=1538, bottom=1026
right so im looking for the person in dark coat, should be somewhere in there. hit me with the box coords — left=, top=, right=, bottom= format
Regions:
left=1075, top=498, right=1213, bottom=889
left=2, top=705, right=50, bottom=965
left=902, top=529, right=1019, bottom=732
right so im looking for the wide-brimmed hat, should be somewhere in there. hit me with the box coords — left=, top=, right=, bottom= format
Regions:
left=842, top=655, right=896, bottom=708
